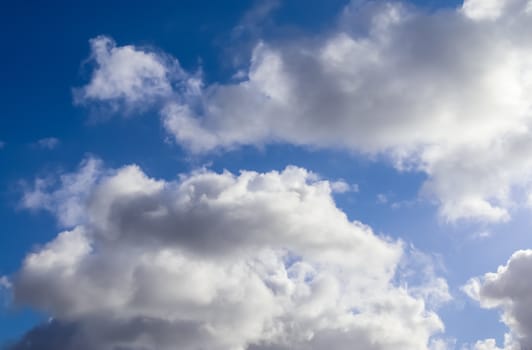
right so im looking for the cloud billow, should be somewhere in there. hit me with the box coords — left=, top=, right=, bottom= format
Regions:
left=8, top=158, right=448, bottom=350
left=465, top=250, right=532, bottom=350
left=75, top=0, right=532, bottom=224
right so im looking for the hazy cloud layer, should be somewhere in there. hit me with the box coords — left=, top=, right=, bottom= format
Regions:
left=75, top=0, right=532, bottom=224
left=8, top=158, right=448, bottom=350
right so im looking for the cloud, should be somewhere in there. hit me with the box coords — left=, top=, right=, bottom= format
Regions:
left=34, top=137, right=60, bottom=150
left=461, top=0, right=508, bottom=20
left=470, top=230, right=493, bottom=240
left=0, top=277, right=10, bottom=289
left=329, top=179, right=356, bottom=193
left=377, top=194, right=388, bottom=205
left=0, top=276, right=11, bottom=308
left=397, top=247, right=451, bottom=310
left=233, top=0, right=280, bottom=40
left=464, top=250, right=532, bottom=350
left=461, top=0, right=532, bottom=20
left=21, top=157, right=103, bottom=227
left=470, top=338, right=505, bottom=350
left=430, top=338, right=457, bottom=350
left=73, top=36, right=189, bottom=115
left=74, top=0, right=532, bottom=224
left=9, top=158, right=445, bottom=350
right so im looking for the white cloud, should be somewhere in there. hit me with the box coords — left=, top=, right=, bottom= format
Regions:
left=470, top=230, right=493, bottom=240
left=35, top=137, right=60, bottom=150
left=329, top=179, right=355, bottom=193
left=0, top=276, right=11, bottom=309
left=465, top=250, right=532, bottom=349
left=461, top=0, right=532, bottom=20
left=21, top=157, right=103, bottom=227
left=377, top=194, right=388, bottom=205
left=430, top=338, right=456, bottom=350
left=461, top=0, right=508, bottom=20
left=74, top=36, right=185, bottom=114
left=397, top=247, right=451, bottom=310
left=11, top=158, right=445, bottom=350
left=75, top=0, right=532, bottom=224
left=462, top=334, right=520, bottom=350
left=470, top=338, right=504, bottom=350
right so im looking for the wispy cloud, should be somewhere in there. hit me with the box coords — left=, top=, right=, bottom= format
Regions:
left=34, top=137, right=60, bottom=150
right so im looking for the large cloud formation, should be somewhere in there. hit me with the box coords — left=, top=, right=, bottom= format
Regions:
left=465, top=250, right=532, bottom=350
left=76, top=0, right=532, bottom=224
left=7, top=158, right=447, bottom=350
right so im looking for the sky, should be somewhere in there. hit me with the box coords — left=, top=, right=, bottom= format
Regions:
left=2, top=0, right=532, bottom=349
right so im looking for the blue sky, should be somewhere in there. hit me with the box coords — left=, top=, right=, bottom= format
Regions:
left=2, top=1, right=532, bottom=349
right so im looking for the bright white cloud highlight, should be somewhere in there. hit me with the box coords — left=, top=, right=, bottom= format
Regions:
left=75, top=0, right=532, bottom=224
left=10, top=158, right=447, bottom=350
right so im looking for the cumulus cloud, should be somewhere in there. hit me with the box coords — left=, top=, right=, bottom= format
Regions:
left=73, top=36, right=189, bottom=114
left=464, top=250, right=532, bottom=350
left=9, top=158, right=446, bottom=350
left=74, top=0, right=532, bottom=224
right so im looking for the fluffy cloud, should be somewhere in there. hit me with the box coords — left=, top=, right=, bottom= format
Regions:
left=470, top=338, right=504, bottom=350
left=73, top=36, right=184, bottom=113
left=465, top=250, right=532, bottom=350
left=9, top=158, right=446, bottom=350
left=74, top=0, right=532, bottom=223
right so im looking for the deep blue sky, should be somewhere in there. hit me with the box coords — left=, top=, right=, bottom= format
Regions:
left=0, top=0, right=525, bottom=347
